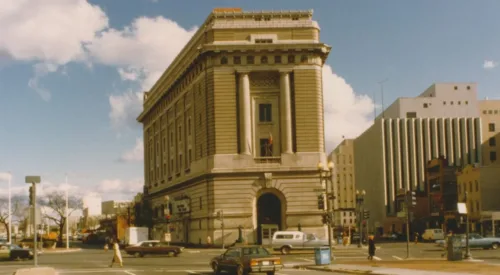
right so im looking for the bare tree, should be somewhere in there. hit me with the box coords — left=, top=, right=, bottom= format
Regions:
left=39, top=192, right=82, bottom=245
left=0, top=195, right=27, bottom=241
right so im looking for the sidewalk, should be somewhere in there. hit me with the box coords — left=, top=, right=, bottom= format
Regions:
left=301, top=260, right=500, bottom=275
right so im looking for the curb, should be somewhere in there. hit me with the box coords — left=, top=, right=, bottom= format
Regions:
left=294, top=265, right=379, bottom=275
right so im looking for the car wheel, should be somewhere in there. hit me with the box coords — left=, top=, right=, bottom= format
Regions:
left=134, top=252, right=143, bottom=258
left=492, top=243, right=499, bottom=250
left=236, top=265, right=245, bottom=275
left=280, top=246, right=291, bottom=255
left=212, top=262, right=221, bottom=274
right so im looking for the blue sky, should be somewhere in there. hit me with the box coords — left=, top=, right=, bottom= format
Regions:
left=0, top=0, right=499, bottom=200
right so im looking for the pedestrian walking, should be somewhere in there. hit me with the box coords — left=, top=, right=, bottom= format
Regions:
left=367, top=235, right=376, bottom=260
left=109, top=238, right=123, bottom=268
left=414, top=232, right=419, bottom=244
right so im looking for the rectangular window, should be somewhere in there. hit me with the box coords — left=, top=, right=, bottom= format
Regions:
left=188, top=118, right=191, bottom=136
left=259, top=104, right=272, bottom=122
left=274, top=56, right=282, bottom=64
left=199, top=197, right=202, bottom=210
left=234, top=56, right=241, bottom=64
left=489, top=123, right=496, bottom=132
left=170, top=159, right=174, bottom=172
left=179, top=155, right=183, bottom=170
left=163, top=164, right=166, bottom=175
left=188, top=149, right=192, bottom=164
left=491, top=151, right=497, bottom=162
left=259, top=138, right=273, bottom=157
left=247, top=56, right=254, bottom=64
left=178, top=126, right=182, bottom=141
left=406, top=112, right=417, bottom=118
left=475, top=181, right=479, bottom=192
left=490, top=137, right=496, bottom=146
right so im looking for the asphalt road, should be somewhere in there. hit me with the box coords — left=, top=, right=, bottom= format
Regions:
left=1, top=243, right=500, bottom=275
left=0, top=247, right=345, bottom=275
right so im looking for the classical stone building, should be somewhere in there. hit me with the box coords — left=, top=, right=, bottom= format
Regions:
left=137, top=8, right=331, bottom=245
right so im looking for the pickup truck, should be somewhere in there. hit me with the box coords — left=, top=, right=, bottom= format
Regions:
left=270, top=231, right=330, bottom=254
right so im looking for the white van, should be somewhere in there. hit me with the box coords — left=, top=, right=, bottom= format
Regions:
left=422, top=228, right=445, bottom=241
left=271, top=231, right=329, bottom=254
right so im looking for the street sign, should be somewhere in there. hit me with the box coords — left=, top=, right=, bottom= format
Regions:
left=25, top=176, right=41, bottom=183
left=397, top=211, right=407, bottom=218
left=164, top=233, right=171, bottom=242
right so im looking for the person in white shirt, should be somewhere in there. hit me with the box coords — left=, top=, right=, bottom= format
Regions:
left=109, top=238, right=123, bottom=268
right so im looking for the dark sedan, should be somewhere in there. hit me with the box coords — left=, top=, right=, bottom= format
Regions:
left=210, top=246, right=283, bottom=275
left=124, top=240, right=184, bottom=257
left=0, top=244, right=35, bottom=260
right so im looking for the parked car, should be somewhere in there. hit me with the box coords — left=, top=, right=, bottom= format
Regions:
left=0, top=244, right=38, bottom=260
left=271, top=231, right=330, bottom=255
left=124, top=240, right=184, bottom=257
left=210, top=245, right=283, bottom=275
left=435, top=233, right=500, bottom=250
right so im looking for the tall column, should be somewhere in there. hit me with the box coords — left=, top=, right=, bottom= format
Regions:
left=239, top=72, right=252, bottom=155
left=280, top=71, right=293, bottom=154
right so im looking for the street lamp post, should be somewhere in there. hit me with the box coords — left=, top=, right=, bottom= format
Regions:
left=464, top=191, right=472, bottom=260
left=317, top=161, right=335, bottom=261
left=356, top=190, right=366, bottom=248
left=8, top=172, right=12, bottom=245
left=65, top=174, right=70, bottom=250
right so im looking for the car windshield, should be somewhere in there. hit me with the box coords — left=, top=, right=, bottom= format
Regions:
left=242, top=247, right=270, bottom=256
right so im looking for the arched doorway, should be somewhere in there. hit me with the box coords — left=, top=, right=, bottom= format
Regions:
left=257, top=193, right=282, bottom=244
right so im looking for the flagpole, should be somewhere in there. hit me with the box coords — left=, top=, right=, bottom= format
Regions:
left=65, top=174, right=69, bottom=250
left=8, top=171, right=12, bottom=244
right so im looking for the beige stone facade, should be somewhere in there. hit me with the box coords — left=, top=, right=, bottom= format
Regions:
left=328, top=139, right=357, bottom=228
left=479, top=100, right=500, bottom=165
left=137, top=8, right=331, bottom=245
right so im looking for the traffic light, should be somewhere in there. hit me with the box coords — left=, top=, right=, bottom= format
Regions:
left=29, top=186, right=33, bottom=206
left=317, top=195, right=325, bottom=210
left=165, top=214, right=171, bottom=224
left=363, top=210, right=370, bottom=220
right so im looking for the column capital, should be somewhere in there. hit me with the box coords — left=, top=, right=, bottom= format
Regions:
left=236, top=69, right=251, bottom=75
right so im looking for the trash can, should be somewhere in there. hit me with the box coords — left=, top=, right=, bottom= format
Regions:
left=447, top=235, right=463, bottom=261
left=314, top=247, right=331, bottom=265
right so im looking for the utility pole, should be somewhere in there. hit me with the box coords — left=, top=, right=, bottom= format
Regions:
left=317, top=161, right=335, bottom=261
left=8, top=172, right=12, bottom=245
left=65, top=174, right=69, bottom=250
left=464, top=191, right=472, bottom=259
left=25, top=176, right=41, bottom=267
left=221, top=210, right=225, bottom=249
left=405, top=190, right=416, bottom=259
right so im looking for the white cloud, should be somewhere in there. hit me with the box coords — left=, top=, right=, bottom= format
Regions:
left=0, top=172, right=12, bottom=182
left=97, top=179, right=143, bottom=200
left=119, top=138, right=144, bottom=162
left=0, top=0, right=109, bottom=100
left=85, top=16, right=198, bottom=130
left=484, top=60, right=498, bottom=69
left=322, top=65, right=375, bottom=152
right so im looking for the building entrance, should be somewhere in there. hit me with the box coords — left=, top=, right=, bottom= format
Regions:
left=257, top=192, right=282, bottom=244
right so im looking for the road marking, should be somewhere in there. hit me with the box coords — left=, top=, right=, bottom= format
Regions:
left=392, top=255, right=403, bottom=260
left=124, top=271, right=136, bottom=275
left=187, top=250, right=201, bottom=253
left=373, top=256, right=382, bottom=261
left=298, top=257, right=314, bottom=262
